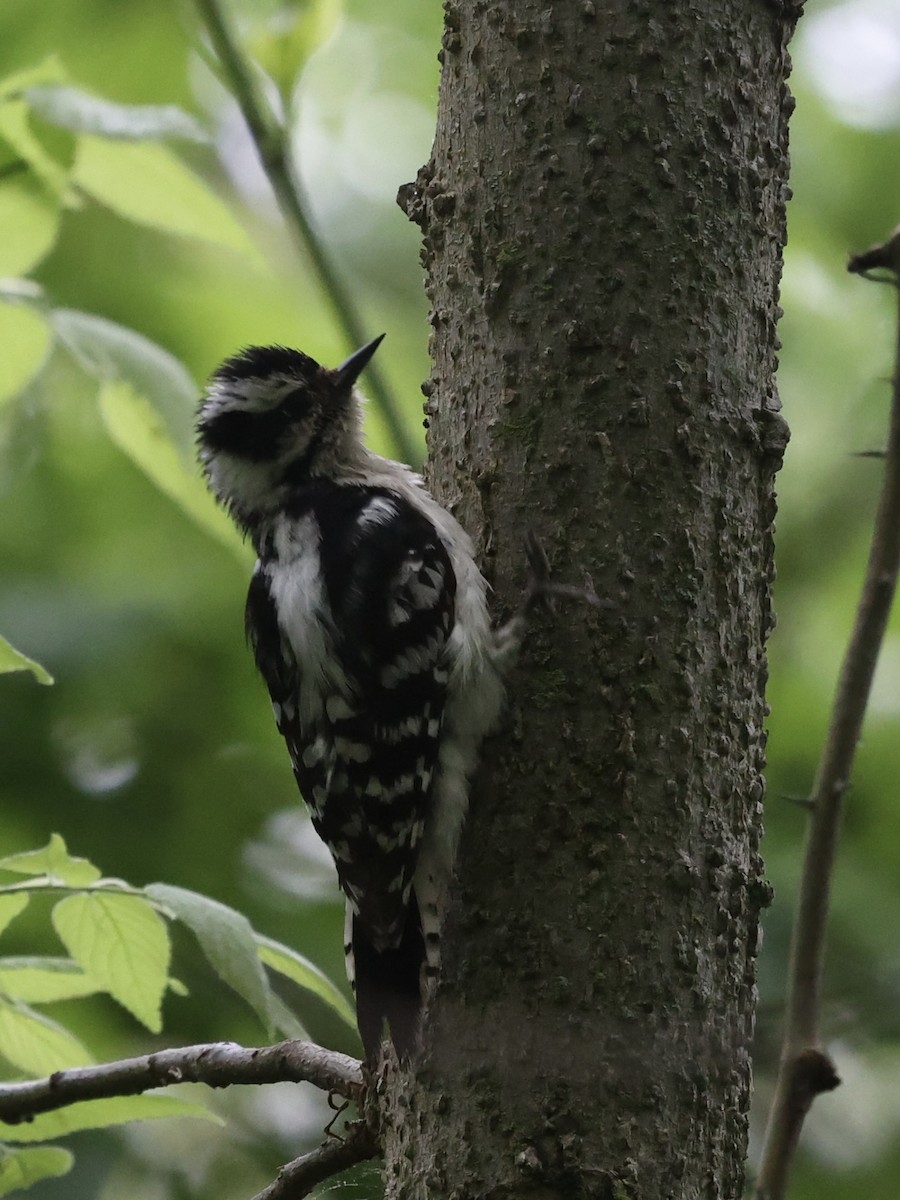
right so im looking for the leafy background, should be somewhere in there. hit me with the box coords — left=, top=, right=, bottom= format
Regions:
left=0, top=0, right=898, bottom=1197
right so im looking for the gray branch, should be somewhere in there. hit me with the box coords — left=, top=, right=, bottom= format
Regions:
left=250, top=1122, right=379, bottom=1200
left=0, top=1039, right=364, bottom=1124
left=755, top=226, right=900, bottom=1199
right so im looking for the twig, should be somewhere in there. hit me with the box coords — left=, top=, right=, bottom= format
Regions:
left=847, top=227, right=900, bottom=281
left=755, top=228, right=900, bottom=1199
left=250, top=1122, right=379, bottom=1200
left=192, top=0, right=417, bottom=464
left=0, top=1039, right=364, bottom=1124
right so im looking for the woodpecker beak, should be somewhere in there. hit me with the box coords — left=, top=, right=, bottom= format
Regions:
left=335, top=335, right=385, bottom=389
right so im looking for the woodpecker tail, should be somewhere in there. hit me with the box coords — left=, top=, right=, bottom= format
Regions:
left=346, top=901, right=425, bottom=1062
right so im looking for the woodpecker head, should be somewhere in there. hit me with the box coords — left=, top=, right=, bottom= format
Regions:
left=197, top=335, right=384, bottom=526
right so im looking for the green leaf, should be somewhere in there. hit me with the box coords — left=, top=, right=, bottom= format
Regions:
left=146, top=884, right=273, bottom=1033
left=51, top=892, right=169, bottom=1032
left=0, top=305, right=51, bottom=406
left=0, top=57, right=68, bottom=101
left=0, top=173, right=62, bottom=275
left=24, top=86, right=208, bottom=143
left=0, top=1094, right=222, bottom=1144
left=0, top=897, right=28, bottom=938
left=257, top=934, right=355, bottom=1029
left=248, top=0, right=343, bottom=100
left=0, top=636, right=52, bottom=686
left=97, top=380, right=249, bottom=562
left=44, top=308, right=247, bottom=559
left=0, top=998, right=93, bottom=1075
left=0, top=100, right=70, bottom=198
left=266, top=990, right=307, bottom=1041
left=0, top=1146, right=73, bottom=1196
left=0, top=836, right=99, bottom=886
left=50, top=308, right=195, bottom=453
left=73, top=137, right=260, bottom=262
left=0, top=958, right=99, bottom=1003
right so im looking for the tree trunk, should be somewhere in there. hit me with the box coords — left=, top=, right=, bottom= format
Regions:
left=388, top=2, right=795, bottom=1196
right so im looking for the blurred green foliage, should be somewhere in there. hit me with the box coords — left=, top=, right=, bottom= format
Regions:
left=0, top=0, right=898, bottom=1197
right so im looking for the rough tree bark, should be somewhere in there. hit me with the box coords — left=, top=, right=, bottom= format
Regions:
left=388, top=3, right=795, bottom=1196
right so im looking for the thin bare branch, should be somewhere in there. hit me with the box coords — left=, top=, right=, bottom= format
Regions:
left=756, top=228, right=900, bottom=1199
left=250, top=1122, right=379, bottom=1200
left=192, top=0, right=417, bottom=463
left=0, top=1039, right=364, bottom=1124
left=847, top=227, right=900, bottom=284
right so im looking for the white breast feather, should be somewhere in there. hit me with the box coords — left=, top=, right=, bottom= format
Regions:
left=264, top=513, right=349, bottom=721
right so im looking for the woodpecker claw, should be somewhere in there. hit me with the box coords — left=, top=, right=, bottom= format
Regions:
left=522, top=532, right=613, bottom=614
left=523, top=531, right=554, bottom=612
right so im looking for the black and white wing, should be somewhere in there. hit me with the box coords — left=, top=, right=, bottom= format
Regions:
left=245, top=487, right=457, bottom=1057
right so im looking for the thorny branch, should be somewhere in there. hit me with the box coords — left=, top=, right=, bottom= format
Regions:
left=0, top=1038, right=364, bottom=1124
left=755, top=226, right=900, bottom=1199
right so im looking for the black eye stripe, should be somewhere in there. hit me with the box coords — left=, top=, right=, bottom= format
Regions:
left=200, top=407, right=291, bottom=461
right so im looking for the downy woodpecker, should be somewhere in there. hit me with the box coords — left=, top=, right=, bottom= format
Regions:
left=197, top=337, right=507, bottom=1059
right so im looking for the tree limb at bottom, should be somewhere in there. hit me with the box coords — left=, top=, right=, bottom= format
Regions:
left=250, top=1122, right=379, bottom=1200
left=0, top=1039, right=364, bottom=1124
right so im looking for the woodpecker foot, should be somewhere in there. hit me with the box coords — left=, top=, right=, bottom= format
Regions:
left=324, top=1092, right=351, bottom=1139
left=522, top=531, right=612, bottom=615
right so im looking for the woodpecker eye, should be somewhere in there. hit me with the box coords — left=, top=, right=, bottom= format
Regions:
left=274, top=387, right=314, bottom=419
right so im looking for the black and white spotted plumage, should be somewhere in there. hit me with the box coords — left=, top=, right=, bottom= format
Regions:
left=197, top=337, right=505, bottom=1060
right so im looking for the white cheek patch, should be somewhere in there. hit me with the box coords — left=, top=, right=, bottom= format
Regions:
left=203, top=453, right=280, bottom=514
left=263, top=516, right=353, bottom=709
